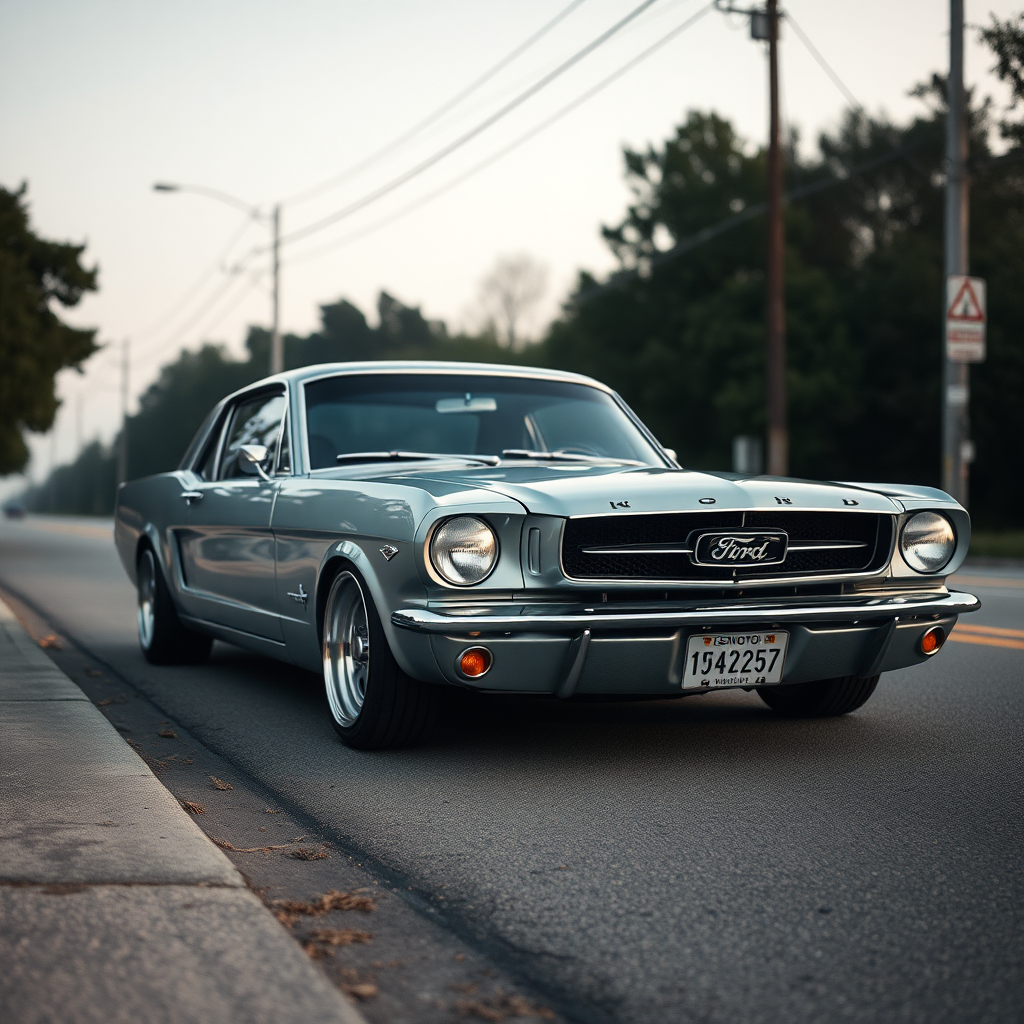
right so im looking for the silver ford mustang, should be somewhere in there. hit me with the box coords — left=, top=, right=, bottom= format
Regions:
left=114, top=362, right=979, bottom=749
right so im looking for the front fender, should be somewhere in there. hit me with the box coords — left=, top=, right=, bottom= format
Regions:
left=315, top=539, right=440, bottom=682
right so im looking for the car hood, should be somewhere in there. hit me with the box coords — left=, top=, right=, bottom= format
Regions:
left=365, top=463, right=904, bottom=517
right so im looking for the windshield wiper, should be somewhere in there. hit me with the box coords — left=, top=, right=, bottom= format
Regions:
left=500, top=449, right=645, bottom=466
left=335, top=450, right=499, bottom=467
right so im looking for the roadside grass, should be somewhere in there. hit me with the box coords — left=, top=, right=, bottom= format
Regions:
left=969, top=530, right=1024, bottom=560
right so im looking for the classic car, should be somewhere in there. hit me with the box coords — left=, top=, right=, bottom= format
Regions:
left=114, top=361, right=979, bottom=749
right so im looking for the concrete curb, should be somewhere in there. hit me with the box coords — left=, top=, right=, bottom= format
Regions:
left=0, top=598, right=366, bottom=1024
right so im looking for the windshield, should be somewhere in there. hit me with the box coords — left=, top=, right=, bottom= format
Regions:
left=303, top=373, right=664, bottom=470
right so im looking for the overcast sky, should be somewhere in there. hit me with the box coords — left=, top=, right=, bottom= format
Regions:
left=1, top=0, right=1018, bottom=495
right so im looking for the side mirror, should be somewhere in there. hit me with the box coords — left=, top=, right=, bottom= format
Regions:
left=239, top=444, right=271, bottom=481
left=663, top=447, right=679, bottom=465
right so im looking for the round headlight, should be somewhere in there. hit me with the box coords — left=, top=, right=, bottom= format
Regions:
left=900, top=512, right=956, bottom=573
left=430, top=516, right=498, bottom=586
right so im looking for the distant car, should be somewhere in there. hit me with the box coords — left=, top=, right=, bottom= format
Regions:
left=3, top=501, right=26, bottom=519
left=113, top=362, right=979, bottom=749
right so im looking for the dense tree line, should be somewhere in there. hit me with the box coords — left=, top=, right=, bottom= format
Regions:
left=19, top=293, right=516, bottom=514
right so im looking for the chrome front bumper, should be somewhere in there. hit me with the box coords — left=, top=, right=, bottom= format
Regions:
left=392, top=589, right=979, bottom=696
left=392, top=589, right=980, bottom=635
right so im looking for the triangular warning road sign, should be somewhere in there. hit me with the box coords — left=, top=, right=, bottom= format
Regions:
left=947, top=279, right=984, bottom=322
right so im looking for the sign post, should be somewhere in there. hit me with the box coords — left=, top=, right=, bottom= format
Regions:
left=945, top=275, right=986, bottom=362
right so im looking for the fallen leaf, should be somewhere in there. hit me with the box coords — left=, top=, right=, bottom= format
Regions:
left=308, top=928, right=372, bottom=946
left=344, top=984, right=379, bottom=1001
left=180, top=800, right=205, bottom=815
left=212, top=838, right=290, bottom=853
left=38, top=634, right=62, bottom=650
left=291, top=847, right=330, bottom=861
left=209, top=776, right=233, bottom=791
left=94, top=699, right=113, bottom=707
left=456, top=987, right=555, bottom=1022
left=272, top=889, right=376, bottom=918
left=158, top=728, right=178, bottom=739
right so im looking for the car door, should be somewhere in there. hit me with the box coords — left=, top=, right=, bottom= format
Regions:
left=176, top=387, right=287, bottom=641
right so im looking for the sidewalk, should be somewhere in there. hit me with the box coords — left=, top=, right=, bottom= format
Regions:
left=0, top=599, right=365, bottom=1024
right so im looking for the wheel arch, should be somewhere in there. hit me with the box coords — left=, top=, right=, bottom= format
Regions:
left=314, top=542, right=428, bottom=681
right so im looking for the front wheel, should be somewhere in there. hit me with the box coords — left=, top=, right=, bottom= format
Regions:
left=757, top=674, right=880, bottom=717
left=322, top=568, right=439, bottom=750
left=136, top=546, right=212, bottom=664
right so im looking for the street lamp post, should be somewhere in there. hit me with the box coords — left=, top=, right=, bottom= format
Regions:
left=153, top=184, right=283, bottom=375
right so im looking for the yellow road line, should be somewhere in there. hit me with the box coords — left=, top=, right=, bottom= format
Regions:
left=23, top=521, right=112, bottom=541
left=949, top=574, right=1024, bottom=590
left=955, top=623, right=1024, bottom=639
left=948, top=632, right=1024, bottom=651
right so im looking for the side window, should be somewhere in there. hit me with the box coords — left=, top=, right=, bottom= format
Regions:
left=219, top=391, right=286, bottom=480
left=193, top=411, right=227, bottom=481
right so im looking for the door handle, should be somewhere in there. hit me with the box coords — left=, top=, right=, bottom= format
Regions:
left=180, top=491, right=204, bottom=505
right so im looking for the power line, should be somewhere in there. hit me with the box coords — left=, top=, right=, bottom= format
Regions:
left=283, top=0, right=590, bottom=206
left=783, top=10, right=860, bottom=111
left=131, top=260, right=260, bottom=373
left=186, top=271, right=269, bottom=346
left=784, top=11, right=934, bottom=182
left=288, top=2, right=713, bottom=268
left=134, top=214, right=259, bottom=346
left=276, top=0, right=662, bottom=249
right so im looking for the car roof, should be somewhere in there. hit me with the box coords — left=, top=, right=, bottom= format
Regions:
left=240, top=360, right=613, bottom=394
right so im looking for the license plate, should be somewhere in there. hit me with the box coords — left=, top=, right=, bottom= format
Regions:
left=682, top=631, right=789, bottom=689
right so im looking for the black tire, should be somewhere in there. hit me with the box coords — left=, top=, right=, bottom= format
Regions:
left=136, top=545, right=213, bottom=665
left=757, top=674, right=880, bottom=717
left=321, top=565, right=440, bottom=750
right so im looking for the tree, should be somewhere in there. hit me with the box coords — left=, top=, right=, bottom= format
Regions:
left=980, top=12, right=1024, bottom=145
left=474, top=254, right=548, bottom=349
left=0, top=184, right=98, bottom=474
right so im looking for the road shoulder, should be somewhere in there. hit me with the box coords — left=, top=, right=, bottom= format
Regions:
left=0, top=598, right=365, bottom=1024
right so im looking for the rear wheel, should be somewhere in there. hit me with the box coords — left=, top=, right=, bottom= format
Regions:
left=757, top=674, right=880, bottom=717
left=322, top=567, right=439, bottom=750
left=137, top=546, right=212, bottom=665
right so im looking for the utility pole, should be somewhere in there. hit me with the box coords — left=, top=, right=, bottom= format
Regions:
left=117, top=340, right=130, bottom=486
left=76, top=394, right=83, bottom=455
left=715, top=1, right=787, bottom=476
left=764, top=0, right=787, bottom=476
left=270, top=204, right=283, bottom=375
left=942, top=0, right=970, bottom=503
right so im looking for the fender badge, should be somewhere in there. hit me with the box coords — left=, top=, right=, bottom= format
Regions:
left=380, top=544, right=399, bottom=561
left=286, top=583, right=308, bottom=606
left=843, top=498, right=859, bottom=506
left=609, top=501, right=630, bottom=509
left=699, top=497, right=716, bottom=504
left=775, top=496, right=793, bottom=505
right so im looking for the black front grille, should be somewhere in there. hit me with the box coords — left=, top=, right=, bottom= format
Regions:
left=561, top=510, right=893, bottom=582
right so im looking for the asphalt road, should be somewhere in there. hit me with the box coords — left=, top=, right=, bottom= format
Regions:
left=2, top=515, right=1022, bottom=1024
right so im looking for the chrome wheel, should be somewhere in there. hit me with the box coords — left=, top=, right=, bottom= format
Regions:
left=323, top=572, right=370, bottom=728
left=137, top=549, right=157, bottom=651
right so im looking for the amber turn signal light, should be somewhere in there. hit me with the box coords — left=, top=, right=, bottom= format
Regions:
left=459, top=647, right=492, bottom=678
left=919, top=625, right=946, bottom=656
